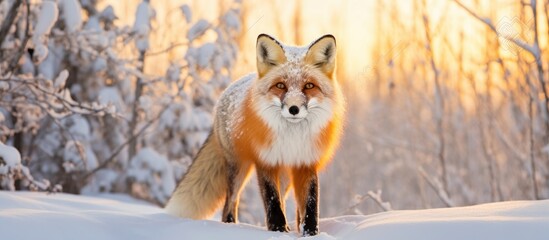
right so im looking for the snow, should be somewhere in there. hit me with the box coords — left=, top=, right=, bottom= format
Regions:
left=283, top=45, right=308, bottom=64
left=98, top=87, right=124, bottom=111
left=62, top=140, right=86, bottom=172
left=0, top=142, right=21, bottom=166
left=187, top=19, right=210, bottom=42
left=197, top=43, right=216, bottom=68
left=127, top=147, right=175, bottom=202
left=92, top=57, right=107, bottom=71
left=180, top=4, right=192, bottom=23
left=33, top=3, right=68, bottom=71
left=100, top=5, right=117, bottom=22
left=1, top=0, right=241, bottom=204
left=32, top=43, right=49, bottom=64
left=54, top=69, right=69, bottom=89
left=166, top=63, right=181, bottom=82
left=59, top=0, right=83, bottom=32
left=133, top=1, right=154, bottom=52
left=84, top=15, right=101, bottom=30
left=33, top=1, right=58, bottom=40
left=0, top=81, right=8, bottom=91
left=81, top=169, right=119, bottom=194
left=1, top=191, right=548, bottom=240
left=0, top=144, right=45, bottom=191
left=223, top=9, right=241, bottom=31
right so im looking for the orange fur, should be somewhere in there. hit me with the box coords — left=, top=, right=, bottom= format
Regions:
left=315, top=113, right=344, bottom=170
left=232, top=87, right=343, bottom=170
left=232, top=93, right=273, bottom=165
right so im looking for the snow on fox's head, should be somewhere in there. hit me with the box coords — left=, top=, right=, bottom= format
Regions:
left=252, top=34, right=339, bottom=126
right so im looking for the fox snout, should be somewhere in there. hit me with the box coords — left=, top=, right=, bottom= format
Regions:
left=281, top=89, right=308, bottom=122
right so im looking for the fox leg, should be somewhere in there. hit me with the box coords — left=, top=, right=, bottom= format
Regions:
left=292, top=166, right=319, bottom=236
left=278, top=168, right=292, bottom=213
left=222, top=159, right=253, bottom=223
left=256, top=165, right=289, bottom=232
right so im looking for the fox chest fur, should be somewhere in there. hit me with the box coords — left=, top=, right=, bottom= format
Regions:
left=215, top=74, right=340, bottom=168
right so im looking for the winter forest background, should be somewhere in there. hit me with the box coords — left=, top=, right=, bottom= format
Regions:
left=1, top=0, right=549, bottom=225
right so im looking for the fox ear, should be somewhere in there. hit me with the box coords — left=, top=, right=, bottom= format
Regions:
left=256, top=34, right=286, bottom=78
left=305, top=34, right=336, bottom=77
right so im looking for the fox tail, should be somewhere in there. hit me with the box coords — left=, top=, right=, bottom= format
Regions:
left=164, top=132, right=227, bottom=219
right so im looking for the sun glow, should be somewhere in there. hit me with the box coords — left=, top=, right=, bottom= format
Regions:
left=103, top=0, right=547, bottom=99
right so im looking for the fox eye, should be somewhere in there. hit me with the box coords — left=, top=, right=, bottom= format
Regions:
left=304, top=83, right=315, bottom=89
left=275, top=82, right=286, bottom=89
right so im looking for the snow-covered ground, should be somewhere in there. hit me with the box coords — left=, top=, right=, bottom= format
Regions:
left=0, top=192, right=548, bottom=240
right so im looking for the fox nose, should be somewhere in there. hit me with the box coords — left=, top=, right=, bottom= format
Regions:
left=289, top=105, right=299, bottom=115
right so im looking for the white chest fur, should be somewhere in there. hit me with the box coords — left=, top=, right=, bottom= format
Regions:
left=258, top=121, right=321, bottom=166
left=254, top=98, right=334, bottom=167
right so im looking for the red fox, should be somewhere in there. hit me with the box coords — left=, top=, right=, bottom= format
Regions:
left=165, top=34, right=344, bottom=236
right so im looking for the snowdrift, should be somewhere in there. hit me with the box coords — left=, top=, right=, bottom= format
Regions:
left=0, top=192, right=547, bottom=240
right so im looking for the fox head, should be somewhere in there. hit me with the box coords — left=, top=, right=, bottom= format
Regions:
left=252, top=34, right=340, bottom=127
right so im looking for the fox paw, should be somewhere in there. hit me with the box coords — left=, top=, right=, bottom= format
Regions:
left=268, top=224, right=290, bottom=232
left=302, top=226, right=318, bottom=236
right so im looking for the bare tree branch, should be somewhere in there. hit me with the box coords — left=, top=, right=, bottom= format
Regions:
left=419, top=167, right=455, bottom=207
left=452, top=0, right=537, bottom=56
left=0, top=77, right=114, bottom=116
left=529, top=95, right=540, bottom=199
left=340, top=189, right=392, bottom=214
left=128, top=50, right=146, bottom=161
left=367, top=190, right=393, bottom=211
left=83, top=74, right=189, bottom=181
left=145, top=42, right=188, bottom=57
left=452, top=0, right=549, bottom=132
left=8, top=0, right=30, bottom=72
left=421, top=0, right=449, bottom=196
left=0, top=0, right=23, bottom=59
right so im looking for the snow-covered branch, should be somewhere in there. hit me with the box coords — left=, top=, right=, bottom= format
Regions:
left=0, top=0, right=243, bottom=203
left=419, top=167, right=455, bottom=207
left=342, top=189, right=392, bottom=214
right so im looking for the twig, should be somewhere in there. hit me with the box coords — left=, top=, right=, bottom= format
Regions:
left=0, top=76, right=114, bottom=116
left=422, top=0, right=449, bottom=196
left=0, top=0, right=23, bottom=60
left=128, top=50, right=146, bottom=161
left=452, top=0, right=536, bottom=54
left=529, top=0, right=549, bottom=138
left=419, top=167, right=454, bottom=207
left=529, top=94, right=540, bottom=199
left=145, top=42, right=188, bottom=57
left=83, top=74, right=189, bottom=181
left=83, top=96, right=168, bottom=180
left=452, top=0, right=549, bottom=133
left=340, top=189, right=392, bottom=214
left=8, top=0, right=30, bottom=72
left=34, top=103, right=88, bottom=170
left=367, top=190, right=393, bottom=211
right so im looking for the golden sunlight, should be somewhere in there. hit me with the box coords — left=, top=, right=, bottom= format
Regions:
left=2, top=0, right=549, bottom=228
left=99, top=0, right=549, bottom=214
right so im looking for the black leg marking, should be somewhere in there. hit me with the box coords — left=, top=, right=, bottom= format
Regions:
left=222, top=163, right=237, bottom=223
left=259, top=175, right=289, bottom=232
left=223, top=212, right=235, bottom=223
left=302, top=176, right=319, bottom=236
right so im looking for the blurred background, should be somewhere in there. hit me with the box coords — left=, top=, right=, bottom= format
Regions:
left=1, top=0, right=548, bottom=225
